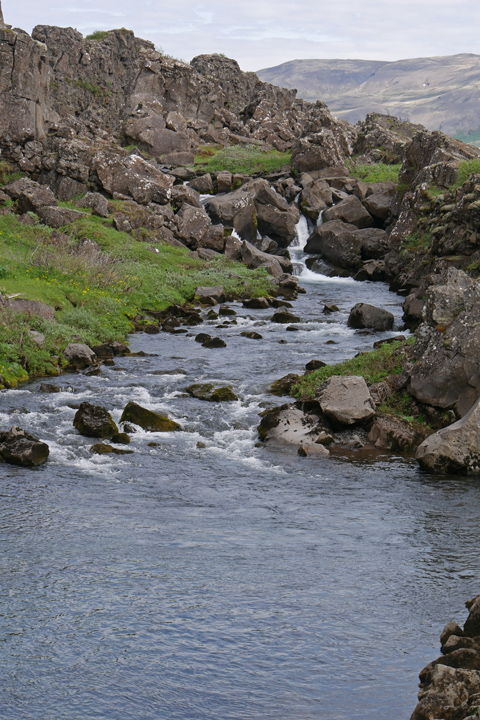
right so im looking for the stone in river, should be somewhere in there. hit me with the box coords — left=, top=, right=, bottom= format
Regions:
left=73, top=402, right=118, bottom=438
left=0, top=426, right=49, bottom=467
left=120, top=401, right=182, bottom=432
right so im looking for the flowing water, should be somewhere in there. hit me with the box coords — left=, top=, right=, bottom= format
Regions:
left=2, top=218, right=480, bottom=720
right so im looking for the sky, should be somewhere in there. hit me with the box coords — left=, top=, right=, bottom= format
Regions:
left=3, top=0, right=480, bottom=72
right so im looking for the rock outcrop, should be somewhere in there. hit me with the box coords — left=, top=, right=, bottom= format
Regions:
left=410, top=595, right=480, bottom=720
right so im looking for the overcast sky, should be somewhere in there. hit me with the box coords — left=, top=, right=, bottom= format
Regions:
left=3, top=0, right=480, bottom=71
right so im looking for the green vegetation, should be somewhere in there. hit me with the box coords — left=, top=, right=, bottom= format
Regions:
left=86, top=30, right=110, bottom=41
left=347, top=160, right=401, bottom=184
left=194, top=144, right=292, bottom=175
left=0, top=161, right=23, bottom=186
left=401, top=230, right=433, bottom=254
left=452, top=158, right=480, bottom=189
left=291, top=338, right=414, bottom=402
left=75, top=79, right=105, bottom=96
left=0, top=205, right=273, bottom=386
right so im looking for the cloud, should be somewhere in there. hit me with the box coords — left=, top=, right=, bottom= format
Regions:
left=4, top=0, right=480, bottom=71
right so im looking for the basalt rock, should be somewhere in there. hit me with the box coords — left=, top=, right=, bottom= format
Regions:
left=410, top=595, right=480, bottom=720
left=63, top=343, right=97, bottom=370
left=73, top=402, right=118, bottom=439
left=348, top=303, right=394, bottom=331
left=120, top=401, right=182, bottom=432
left=0, top=426, right=49, bottom=467
left=317, top=375, right=376, bottom=426
left=408, top=269, right=480, bottom=417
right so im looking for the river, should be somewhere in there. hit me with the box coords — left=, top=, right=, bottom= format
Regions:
left=1, top=225, right=480, bottom=720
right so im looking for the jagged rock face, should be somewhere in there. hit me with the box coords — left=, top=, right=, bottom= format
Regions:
left=399, top=129, right=480, bottom=188
left=354, top=113, right=423, bottom=164
left=408, top=269, right=480, bottom=417
left=0, top=28, right=50, bottom=143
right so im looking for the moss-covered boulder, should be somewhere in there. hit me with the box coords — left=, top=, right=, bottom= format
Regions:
left=269, top=373, right=301, bottom=396
left=210, top=386, right=238, bottom=402
left=120, top=401, right=181, bottom=432
left=185, top=383, right=215, bottom=401
left=73, top=402, right=118, bottom=438
left=186, top=384, right=238, bottom=402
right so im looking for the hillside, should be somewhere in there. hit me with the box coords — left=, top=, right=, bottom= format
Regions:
left=257, top=54, right=480, bottom=144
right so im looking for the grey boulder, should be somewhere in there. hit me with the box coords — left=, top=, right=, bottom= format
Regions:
left=416, top=398, right=480, bottom=474
left=317, top=376, right=376, bottom=426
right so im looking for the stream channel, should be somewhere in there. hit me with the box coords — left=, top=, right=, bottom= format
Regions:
left=2, top=215, right=480, bottom=720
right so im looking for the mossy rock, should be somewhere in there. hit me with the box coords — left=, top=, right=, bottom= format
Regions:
left=186, top=383, right=238, bottom=402
left=269, top=373, right=301, bottom=396
left=186, top=383, right=215, bottom=400
left=210, top=386, right=238, bottom=402
left=73, top=401, right=118, bottom=438
left=241, top=331, right=263, bottom=340
left=91, top=442, right=134, bottom=455
left=120, top=401, right=182, bottom=432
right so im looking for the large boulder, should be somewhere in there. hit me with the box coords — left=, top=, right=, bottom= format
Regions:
left=368, top=416, right=431, bottom=454
left=317, top=376, right=376, bottom=426
left=323, top=195, right=374, bottom=229
left=36, top=206, right=82, bottom=228
left=408, top=269, right=480, bottom=417
left=253, top=181, right=299, bottom=246
left=1, top=296, right=56, bottom=321
left=300, top=180, right=333, bottom=220
left=4, top=177, right=56, bottom=212
left=291, top=130, right=348, bottom=172
left=120, top=401, right=181, bottom=431
left=124, top=109, right=192, bottom=157
left=416, top=398, right=480, bottom=474
left=93, top=150, right=174, bottom=205
left=173, top=204, right=211, bottom=247
left=205, top=188, right=256, bottom=241
left=348, top=303, right=394, bottom=331
left=304, top=220, right=363, bottom=270
left=63, top=343, right=97, bottom=369
left=0, top=426, right=49, bottom=467
left=241, top=240, right=284, bottom=277
left=257, top=404, right=320, bottom=444
left=73, top=402, right=118, bottom=439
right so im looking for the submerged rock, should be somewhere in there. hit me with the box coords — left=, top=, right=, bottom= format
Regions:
left=73, top=402, right=118, bottom=439
left=91, top=443, right=133, bottom=455
left=120, top=401, right=182, bottom=432
left=0, top=426, right=49, bottom=467
left=185, top=383, right=238, bottom=402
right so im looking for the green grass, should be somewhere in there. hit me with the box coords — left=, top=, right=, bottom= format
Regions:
left=452, top=158, right=480, bottom=189
left=291, top=339, right=414, bottom=402
left=194, top=144, right=292, bottom=175
left=401, top=230, right=433, bottom=254
left=347, top=160, right=401, bottom=184
left=0, top=207, right=273, bottom=386
left=86, top=31, right=110, bottom=41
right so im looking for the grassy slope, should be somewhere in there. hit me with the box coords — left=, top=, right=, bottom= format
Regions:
left=194, top=145, right=292, bottom=176
left=0, top=203, right=273, bottom=387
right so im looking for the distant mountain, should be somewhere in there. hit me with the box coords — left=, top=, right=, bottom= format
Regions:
left=257, top=54, right=480, bottom=145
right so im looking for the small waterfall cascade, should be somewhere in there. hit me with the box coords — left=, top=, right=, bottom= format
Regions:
left=289, top=210, right=324, bottom=279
